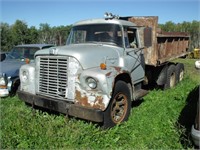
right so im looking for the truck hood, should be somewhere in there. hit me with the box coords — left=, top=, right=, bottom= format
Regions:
left=0, top=59, right=25, bottom=77
left=36, top=44, right=124, bottom=69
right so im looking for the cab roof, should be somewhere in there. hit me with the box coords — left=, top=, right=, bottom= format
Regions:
left=73, top=18, right=137, bottom=27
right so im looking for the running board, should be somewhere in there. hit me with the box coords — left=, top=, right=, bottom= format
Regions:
left=134, top=89, right=149, bottom=100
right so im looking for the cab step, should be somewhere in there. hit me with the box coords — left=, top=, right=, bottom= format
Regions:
left=134, top=89, right=148, bottom=100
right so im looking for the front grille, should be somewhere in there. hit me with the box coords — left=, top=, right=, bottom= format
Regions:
left=38, top=56, right=68, bottom=99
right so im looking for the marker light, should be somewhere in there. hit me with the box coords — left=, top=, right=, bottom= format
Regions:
left=100, top=63, right=107, bottom=70
left=25, top=58, right=30, bottom=64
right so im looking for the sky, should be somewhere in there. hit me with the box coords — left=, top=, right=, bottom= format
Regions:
left=0, top=0, right=200, bottom=28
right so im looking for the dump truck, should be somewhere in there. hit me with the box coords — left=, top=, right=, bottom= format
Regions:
left=18, top=14, right=190, bottom=128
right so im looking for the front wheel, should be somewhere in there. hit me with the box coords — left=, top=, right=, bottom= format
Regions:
left=102, top=81, right=131, bottom=129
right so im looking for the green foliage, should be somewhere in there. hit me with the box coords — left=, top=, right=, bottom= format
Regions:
left=0, top=20, right=72, bottom=51
left=0, top=59, right=199, bottom=149
left=159, top=20, right=200, bottom=33
left=11, top=20, right=29, bottom=45
left=27, top=26, right=39, bottom=44
left=0, top=23, right=13, bottom=51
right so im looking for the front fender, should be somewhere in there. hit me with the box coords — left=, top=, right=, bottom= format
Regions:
left=75, top=66, right=129, bottom=111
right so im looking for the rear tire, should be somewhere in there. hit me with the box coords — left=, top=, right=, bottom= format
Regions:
left=175, top=63, right=184, bottom=83
left=164, top=65, right=176, bottom=89
left=102, top=81, right=131, bottom=129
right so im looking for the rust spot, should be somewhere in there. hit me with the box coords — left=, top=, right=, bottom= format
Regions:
left=75, top=90, right=90, bottom=107
left=114, top=66, right=121, bottom=72
left=93, top=96, right=105, bottom=110
left=75, top=90, right=106, bottom=110
left=106, top=71, right=112, bottom=77
left=77, top=73, right=81, bottom=80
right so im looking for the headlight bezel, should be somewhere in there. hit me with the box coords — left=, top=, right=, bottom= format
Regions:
left=0, top=73, right=7, bottom=86
left=86, top=77, right=97, bottom=89
left=21, top=70, right=29, bottom=82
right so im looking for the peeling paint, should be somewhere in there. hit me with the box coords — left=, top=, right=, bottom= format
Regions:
left=75, top=88, right=107, bottom=110
left=113, top=66, right=121, bottom=72
left=106, top=72, right=112, bottom=77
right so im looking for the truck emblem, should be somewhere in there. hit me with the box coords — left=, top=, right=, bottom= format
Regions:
left=49, top=48, right=58, bottom=55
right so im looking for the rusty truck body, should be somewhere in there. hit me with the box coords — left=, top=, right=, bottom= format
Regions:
left=18, top=14, right=189, bottom=128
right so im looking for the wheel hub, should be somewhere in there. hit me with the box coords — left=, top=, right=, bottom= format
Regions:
left=111, top=93, right=128, bottom=124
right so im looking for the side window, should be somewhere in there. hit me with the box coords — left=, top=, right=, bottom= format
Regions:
left=128, top=28, right=138, bottom=48
left=71, top=30, right=87, bottom=44
left=29, top=47, right=39, bottom=59
left=124, top=28, right=130, bottom=48
left=124, top=27, right=138, bottom=48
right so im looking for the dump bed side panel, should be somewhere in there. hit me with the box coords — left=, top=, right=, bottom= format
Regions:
left=156, top=32, right=189, bottom=64
left=126, top=16, right=190, bottom=66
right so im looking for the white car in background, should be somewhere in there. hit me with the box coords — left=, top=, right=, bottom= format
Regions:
left=195, top=60, right=200, bottom=69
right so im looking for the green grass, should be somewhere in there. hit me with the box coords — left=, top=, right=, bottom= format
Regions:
left=1, top=58, right=199, bottom=149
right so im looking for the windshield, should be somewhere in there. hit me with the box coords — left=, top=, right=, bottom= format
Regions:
left=67, top=24, right=123, bottom=47
left=7, top=47, right=40, bottom=60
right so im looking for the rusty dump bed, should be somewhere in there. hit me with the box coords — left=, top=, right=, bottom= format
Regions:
left=123, top=16, right=190, bottom=66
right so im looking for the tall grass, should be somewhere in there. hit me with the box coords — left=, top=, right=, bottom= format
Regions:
left=0, top=58, right=199, bottom=149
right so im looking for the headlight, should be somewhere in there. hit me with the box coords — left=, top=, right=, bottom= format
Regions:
left=0, top=76, right=6, bottom=86
left=86, top=77, right=97, bottom=89
left=22, top=70, right=29, bottom=81
left=0, top=73, right=7, bottom=86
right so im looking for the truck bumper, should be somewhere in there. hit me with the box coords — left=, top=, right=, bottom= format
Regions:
left=18, top=91, right=103, bottom=122
left=0, top=88, right=9, bottom=97
left=191, top=125, right=200, bottom=147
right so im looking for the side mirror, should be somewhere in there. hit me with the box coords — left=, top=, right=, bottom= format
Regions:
left=0, top=53, right=6, bottom=62
left=144, top=27, right=152, bottom=47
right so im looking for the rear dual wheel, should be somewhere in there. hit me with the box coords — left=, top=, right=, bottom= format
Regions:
left=164, top=63, right=184, bottom=90
left=175, top=63, right=184, bottom=83
left=164, top=65, right=176, bottom=89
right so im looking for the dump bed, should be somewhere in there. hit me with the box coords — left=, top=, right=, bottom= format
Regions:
left=123, top=16, right=190, bottom=66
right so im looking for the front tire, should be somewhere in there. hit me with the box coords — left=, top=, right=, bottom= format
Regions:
left=102, top=81, right=131, bottom=129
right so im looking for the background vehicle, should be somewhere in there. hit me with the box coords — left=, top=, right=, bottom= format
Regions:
left=18, top=14, right=190, bottom=128
left=195, top=60, right=200, bottom=69
left=191, top=85, right=200, bottom=147
left=0, top=44, right=54, bottom=97
left=0, top=52, right=7, bottom=62
left=188, top=48, right=200, bottom=59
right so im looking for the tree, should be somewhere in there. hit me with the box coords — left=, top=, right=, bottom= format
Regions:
left=27, top=26, right=39, bottom=44
left=54, top=25, right=71, bottom=46
left=0, top=23, right=13, bottom=51
left=161, top=21, right=176, bottom=32
left=39, top=23, right=52, bottom=44
left=11, top=20, right=29, bottom=45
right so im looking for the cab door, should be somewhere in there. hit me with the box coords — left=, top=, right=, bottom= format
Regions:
left=123, top=27, right=145, bottom=84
